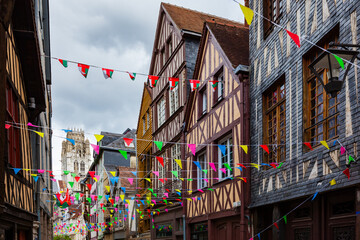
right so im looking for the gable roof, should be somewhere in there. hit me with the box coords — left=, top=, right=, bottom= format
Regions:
left=206, top=21, right=249, bottom=68
left=162, top=3, right=240, bottom=34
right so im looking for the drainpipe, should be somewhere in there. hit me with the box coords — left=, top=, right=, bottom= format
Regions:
left=183, top=214, right=186, bottom=240
left=235, top=64, right=250, bottom=239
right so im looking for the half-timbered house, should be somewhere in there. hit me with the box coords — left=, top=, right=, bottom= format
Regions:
left=249, top=0, right=360, bottom=239
left=184, top=21, right=250, bottom=240
left=0, top=0, right=52, bottom=239
left=136, top=84, right=153, bottom=240
left=148, top=3, right=243, bottom=239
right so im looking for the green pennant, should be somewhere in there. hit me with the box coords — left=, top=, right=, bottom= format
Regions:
left=75, top=192, right=80, bottom=201
left=86, top=197, right=92, bottom=204
left=148, top=188, right=154, bottom=193
left=153, top=193, right=157, bottom=197
left=171, top=171, right=178, bottom=178
left=98, top=195, right=103, bottom=201
left=283, top=215, right=287, bottom=224
left=277, top=162, right=284, bottom=169
left=119, top=150, right=128, bottom=160
left=223, top=163, right=232, bottom=171
left=155, top=141, right=163, bottom=151
left=349, top=155, right=355, bottom=163
left=188, top=179, right=193, bottom=181
left=333, top=54, right=345, bottom=69
left=207, top=188, right=214, bottom=191
left=68, top=182, right=74, bottom=188
left=202, top=169, right=208, bottom=174
left=64, top=170, right=70, bottom=175
left=102, top=207, right=106, bottom=211
left=71, top=173, right=77, bottom=178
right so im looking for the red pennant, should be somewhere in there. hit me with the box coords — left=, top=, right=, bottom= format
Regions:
left=156, top=156, right=164, bottom=167
left=304, top=142, right=313, bottom=150
left=5, top=124, right=11, bottom=129
left=94, top=196, right=98, bottom=201
left=80, top=193, right=84, bottom=198
left=100, top=203, right=104, bottom=207
left=286, top=30, right=301, bottom=48
left=236, top=163, right=247, bottom=168
left=123, top=138, right=133, bottom=147
left=240, top=177, right=247, bottom=183
left=270, top=163, right=277, bottom=169
left=159, top=179, right=165, bottom=183
left=89, top=171, right=95, bottom=178
left=75, top=176, right=80, bottom=182
left=343, top=168, right=350, bottom=179
left=260, top=145, right=269, bottom=154
left=110, top=199, right=114, bottom=205
left=274, top=222, right=279, bottom=230
left=165, top=189, right=170, bottom=192
left=86, top=184, right=92, bottom=191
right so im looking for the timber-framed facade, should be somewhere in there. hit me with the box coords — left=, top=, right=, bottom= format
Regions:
left=184, top=21, right=250, bottom=240
left=249, top=0, right=360, bottom=239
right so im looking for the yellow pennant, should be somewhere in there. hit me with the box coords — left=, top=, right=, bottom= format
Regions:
left=151, top=204, right=154, bottom=207
left=24, top=169, right=30, bottom=171
left=145, top=178, right=151, bottom=183
left=187, top=198, right=192, bottom=201
left=105, top=186, right=110, bottom=192
left=34, top=131, right=44, bottom=138
left=180, top=178, right=184, bottom=181
left=330, top=179, right=336, bottom=186
left=250, top=163, right=259, bottom=169
left=110, top=210, right=114, bottom=213
left=31, top=174, right=37, bottom=177
left=240, top=145, right=248, bottom=154
left=120, top=195, right=125, bottom=201
left=125, top=199, right=130, bottom=205
left=175, top=159, right=182, bottom=169
left=239, top=4, right=254, bottom=26
left=94, top=134, right=104, bottom=142
left=110, top=171, right=116, bottom=177
left=188, top=190, right=192, bottom=194
left=93, top=177, right=98, bottom=182
left=136, top=209, right=140, bottom=213
left=175, top=189, right=181, bottom=192
left=321, top=141, right=329, bottom=150
left=169, top=201, right=173, bottom=204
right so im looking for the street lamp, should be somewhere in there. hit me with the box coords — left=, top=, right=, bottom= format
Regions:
left=308, top=44, right=359, bottom=98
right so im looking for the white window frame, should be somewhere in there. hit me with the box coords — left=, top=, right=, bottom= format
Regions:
left=202, top=90, right=207, bottom=115
left=146, top=111, right=150, bottom=130
left=157, top=97, right=166, bottom=128
left=171, top=144, right=181, bottom=180
left=142, top=116, right=146, bottom=135
left=217, top=72, right=224, bottom=101
left=197, top=153, right=207, bottom=189
left=169, top=85, right=179, bottom=116
left=218, top=136, right=233, bottom=180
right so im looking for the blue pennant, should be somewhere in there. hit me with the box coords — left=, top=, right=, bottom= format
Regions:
left=66, top=138, right=75, bottom=145
left=131, top=171, right=137, bottom=176
left=176, top=192, right=181, bottom=196
left=13, top=168, right=22, bottom=175
left=218, top=145, right=226, bottom=156
left=121, top=187, right=126, bottom=194
left=258, top=233, right=261, bottom=240
left=110, top=177, right=118, bottom=185
left=137, top=204, right=140, bottom=207
left=141, top=200, right=145, bottom=205
left=193, top=161, right=202, bottom=170
left=236, top=167, right=243, bottom=171
left=311, top=192, right=319, bottom=201
left=62, top=129, right=72, bottom=133
left=33, top=176, right=39, bottom=182
left=105, top=195, right=110, bottom=201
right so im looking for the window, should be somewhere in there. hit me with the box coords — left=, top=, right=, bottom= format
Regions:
left=303, top=28, right=339, bottom=147
left=146, top=110, right=150, bottom=130
left=168, top=38, right=173, bottom=58
left=171, top=144, right=181, bottom=190
left=161, top=48, right=166, bottom=68
left=218, top=137, right=233, bottom=179
left=156, top=223, right=172, bottom=238
left=169, top=84, right=179, bottom=115
left=6, top=82, right=20, bottom=168
left=157, top=97, right=166, bottom=128
left=263, top=0, right=283, bottom=38
left=199, top=88, right=207, bottom=117
left=81, top=161, right=85, bottom=172
left=215, top=72, right=224, bottom=102
left=143, top=116, right=146, bottom=135
left=197, top=153, right=207, bottom=189
left=74, top=161, right=78, bottom=172
left=263, top=78, right=286, bottom=163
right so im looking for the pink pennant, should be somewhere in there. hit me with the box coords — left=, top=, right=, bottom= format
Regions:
left=198, top=189, right=204, bottom=193
left=164, top=193, right=169, bottom=198
left=115, top=208, right=118, bottom=212
left=165, top=209, right=168, bottom=212
left=341, top=146, right=346, bottom=155
left=204, top=179, right=208, bottom=182
left=51, top=178, right=57, bottom=182
left=125, top=204, right=128, bottom=208
left=209, top=162, right=217, bottom=172
left=188, top=144, right=196, bottom=156
left=27, top=122, right=39, bottom=128
left=214, top=177, right=219, bottom=181
left=220, top=168, right=226, bottom=174
left=38, top=169, right=45, bottom=174
left=91, top=144, right=99, bottom=155
left=115, top=196, right=119, bottom=202
left=286, top=30, right=301, bottom=47
left=94, top=175, right=100, bottom=181
left=152, top=200, right=156, bottom=204
left=153, top=171, right=159, bottom=177
left=5, top=124, right=11, bottom=129
left=128, top=178, right=134, bottom=185
left=123, top=138, right=133, bottom=147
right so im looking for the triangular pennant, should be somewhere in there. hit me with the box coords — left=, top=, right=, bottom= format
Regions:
left=58, top=59, right=68, bottom=68
left=123, top=138, right=133, bottom=147
left=188, top=144, right=196, bottom=156
left=274, top=222, right=279, bottom=230
left=127, top=72, right=136, bottom=81
left=340, top=146, right=346, bottom=155
left=189, top=80, right=200, bottom=92
left=168, top=77, right=179, bottom=91
left=171, top=171, right=178, bottom=178
left=105, top=186, right=110, bottom=192
left=63, top=170, right=70, bottom=175
left=320, top=141, right=329, bottom=150
left=209, top=162, right=216, bottom=172
left=89, top=171, right=95, bottom=178
left=75, top=176, right=80, bottom=182
left=343, top=168, right=350, bottom=179
left=34, top=131, right=44, bottom=138
left=94, top=134, right=104, bottom=142
left=78, top=63, right=90, bottom=78
left=209, top=80, right=219, bottom=92
left=333, top=54, right=345, bottom=69
left=153, top=171, right=159, bottom=177
left=148, top=75, right=159, bottom=88
left=145, top=178, right=151, bottom=183
left=68, top=182, right=74, bottom=188
left=128, top=178, right=134, bottom=185
left=239, top=4, right=254, bottom=25
left=218, top=145, right=226, bottom=156
left=330, top=179, right=336, bottom=186
left=13, top=168, right=22, bottom=175
left=154, top=141, right=163, bottom=151
left=86, top=184, right=92, bottom=191
left=240, top=145, right=248, bottom=154
left=110, top=171, right=116, bottom=177
left=349, top=155, right=355, bottom=164
left=156, top=156, right=164, bottom=167
left=118, top=150, right=128, bottom=159
left=312, top=192, right=319, bottom=201
left=220, top=168, right=226, bottom=174
left=28, top=122, right=39, bottom=128
left=5, top=124, right=11, bottom=129
left=223, top=163, right=232, bottom=171
left=202, top=169, right=208, bottom=174
left=286, top=30, right=301, bottom=48
left=193, top=161, right=202, bottom=170
left=91, top=144, right=100, bottom=155
left=260, top=145, right=269, bottom=154
left=250, top=163, right=259, bottom=169
left=131, top=171, right=137, bottom=176
left=283, top=215, right=287, bottom=224
left=102, top=68, right=114, bottom=79
left=62, top=129, right=72, bottom=133
left=33, top=176, right=39, bottom=182
left=65, top=138, right=75, bottom=145
left=174, top=159, right=182, bottom=169
left=70, top=173, right=76, bottom=178
left=304, top=142, right=313, bottom=150
left=277, top=162, right=284, bottom=169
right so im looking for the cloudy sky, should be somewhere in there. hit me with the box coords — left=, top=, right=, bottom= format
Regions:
left=50, top=0, right=245, bottom=173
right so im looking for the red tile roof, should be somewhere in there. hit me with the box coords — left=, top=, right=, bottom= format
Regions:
left=162, top=3, right=241, bottom=34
